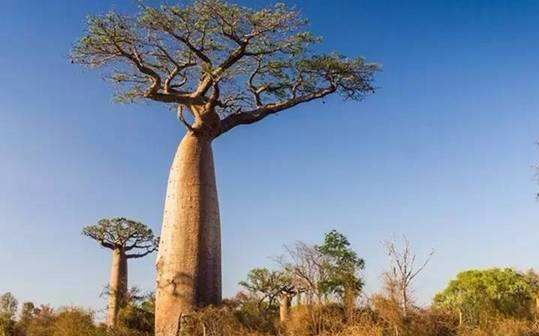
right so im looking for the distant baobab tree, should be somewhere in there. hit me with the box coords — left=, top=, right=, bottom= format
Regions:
left=82, top=217, right=158, bottom=328
left=239, top=268, right=296, bottom=322
left=71, top=1, right=378, bottom=334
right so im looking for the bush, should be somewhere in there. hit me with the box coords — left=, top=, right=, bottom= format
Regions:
left=181, top=306, right=263, bottom=336
left=51, top=307, right=98, bottom=336
left=458, top=318, right=539, bottom=336
left=229, top=295, right=277, bottom=334
left=114, top=301, right=154, bottom=336
left=26, top=306, right=55, bottom=336
left=284, top=304, right=345, bottom=336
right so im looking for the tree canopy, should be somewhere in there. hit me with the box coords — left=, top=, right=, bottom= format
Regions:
left=0, top=293, right=18, bottom=336
left=239, top=268, right=294, bottom=310
left=317, top=230, right=365, bottom=298
left=433, top=268, right=539, bottom=324
left=82, top=217, right=158, bottom=258
left=0, top=293, right=17, bottom=321
left=71, top=0, right=378, bottom=136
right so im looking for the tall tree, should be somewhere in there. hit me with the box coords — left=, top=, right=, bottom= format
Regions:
left=317, top=230, right=364, bottom=322
left=82, top=218, right=158, bottom=328
left=71, top=1, right=377, bottom=334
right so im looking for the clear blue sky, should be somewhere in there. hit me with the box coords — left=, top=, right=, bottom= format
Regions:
left=2, top=0, right=539, bottom=317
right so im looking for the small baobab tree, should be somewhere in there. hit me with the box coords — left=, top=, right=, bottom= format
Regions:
left=71, top=1, right=378, bottom=334
left=83, top=217, right=158, bottom=328
left=239, top=268, right=296, bottom=322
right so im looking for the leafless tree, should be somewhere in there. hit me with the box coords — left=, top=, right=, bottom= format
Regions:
left=277, top=242, right=333, bottom=333
left=382, top=236, right=433, bottom=316
left=280, top=242, right=329, bottom=305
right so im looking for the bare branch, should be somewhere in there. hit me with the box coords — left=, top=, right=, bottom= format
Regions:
left=219, top=86, right=336, bottom=135
left=382, top=236, right=434, bottom=315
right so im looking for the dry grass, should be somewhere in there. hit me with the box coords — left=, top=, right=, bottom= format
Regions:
left=17, top=302, right=539, bottom=336
left=181, top=303, right=539, bottom=336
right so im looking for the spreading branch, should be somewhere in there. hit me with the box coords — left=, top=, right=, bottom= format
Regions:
left=71, top=0, right=378, bottom=136
left=82, top=218, right=159, bottom=257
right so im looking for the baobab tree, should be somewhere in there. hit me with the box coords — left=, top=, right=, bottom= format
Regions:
left=239, top=268, right=296, bottom=322
left=71, top=1, right=378, bottom=334
left=82, top=217, right=158, bottom=328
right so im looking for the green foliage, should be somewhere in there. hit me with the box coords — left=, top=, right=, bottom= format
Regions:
left=6, top=265, right=539, bottom=336
left=82, top=218, right=158, bottom=257
left=317, top=230, right=365, bottom=298
left=51, top=308, right=98, bottom=336
left=239, top=268, right=293, bottom=311
left=0, top=293, right=18, bottom=320
left=26, top=305, right=55, bottom=336
left=115, top=291, right=155, bottom=336
left=71, top=0, right=378, bottom=134
left=0, top=291, right=157, bottom=336
left=16, top=302, right=36, bottom=336
left=0, top=318, right=15, bottom=336
left=228, top=293, right=277, bottom=333
left=433, top=268, right=537, bottom=325
left=0, top=293, right=18, bottom=336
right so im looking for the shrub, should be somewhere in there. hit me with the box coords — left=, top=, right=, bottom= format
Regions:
left=26, top=306, right=55, bottom=336
left=180, top=306, right=262, bottom=336
left=284, top=304, right=345, bottom=336
left=51, top=307, right=98, bottom=336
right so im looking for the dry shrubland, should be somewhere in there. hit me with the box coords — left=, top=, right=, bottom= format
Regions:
left=3, top=232, right=539, bottom=336
left=3, top=281, right=539, bottom=336
left=180, top=301, right=539, bottom=336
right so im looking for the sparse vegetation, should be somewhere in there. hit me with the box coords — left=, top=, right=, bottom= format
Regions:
left=3, top=231, right=539, bottom=336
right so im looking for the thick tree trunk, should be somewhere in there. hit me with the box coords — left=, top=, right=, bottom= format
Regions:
left=156, top=132, right=221, bottom=336
left=279, top=295, right=290, bottom=323
left=107, top=248, right=128, bottom=328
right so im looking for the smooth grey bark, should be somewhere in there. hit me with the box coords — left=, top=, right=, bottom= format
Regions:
left=107, top=248, right=128, bottom=327
left=155, top=131, right=221, bottom=336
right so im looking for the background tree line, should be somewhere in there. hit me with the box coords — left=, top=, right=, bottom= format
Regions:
left=4, top=229, right=539, bottom=336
